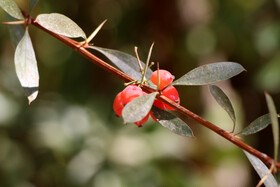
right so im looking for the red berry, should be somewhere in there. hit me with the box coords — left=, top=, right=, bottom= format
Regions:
left=113, top=92, right=124, bottom=117
left=134, top=113, right=149, bottom=127
left=121, top=85, right=143, bottom=103
left=150, top=111, right=159, bottom=123
left=151, top=70, right=174, bottom=90
left=153, top=99, right=166, bottom=110
left=113, top=85, right=150, bottom=126
left=162, top=86, right=180, bottom=110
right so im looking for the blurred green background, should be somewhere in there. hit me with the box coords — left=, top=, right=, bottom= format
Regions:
left=0, top=0, right=280, bottom=186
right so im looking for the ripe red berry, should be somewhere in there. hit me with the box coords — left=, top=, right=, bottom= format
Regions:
left=162, top=86, right=180, bottom=110
left=150, top=111, right=158, bottom=123
left=121, top=85, right=143, bottom=103
left=151, top=70, right=174, bottom=90
left=113, top=92, right=124, bottom=117
left=134, top=113, right=149, bottom=127
left=113, top=85, right=150, bottom=126
left=150, top=86, right=180, bottom=122
left=153, top=99, right=166, bottom=110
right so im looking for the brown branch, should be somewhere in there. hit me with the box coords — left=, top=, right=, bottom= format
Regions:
left=26, top=13, right=280, bottom=169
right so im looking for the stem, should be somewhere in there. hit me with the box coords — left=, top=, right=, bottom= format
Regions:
left=157, top=62, right=160, bottom=91
left=27, top=13, right=280, bottom=169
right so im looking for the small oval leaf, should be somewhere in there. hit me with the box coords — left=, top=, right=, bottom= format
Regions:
left=265, top=92, right=279, bottom=164
left=90, top=46, right=153, bottom=81
left=237, top=114, right=278, bottom=136
left=0, top=0, right=24, bottom=20
left=14, top=29, right=39, bottom=104
left=209, top=85, right=236, bottom=131
left=36, top=13, right=86, bottom=39
left=29, top=0, right=39, bottom=13
left=151, top=106, right=194, bottom=137
left=172, top=62, right=245, bottom=86
left=244, top=151, right=278, bottom=187
left=122, top=92, right=157, bottom=123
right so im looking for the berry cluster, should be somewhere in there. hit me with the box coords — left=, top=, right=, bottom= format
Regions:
left=113, top=69, right=180, bottom=127
left=150, top=70, right=180, bottom=111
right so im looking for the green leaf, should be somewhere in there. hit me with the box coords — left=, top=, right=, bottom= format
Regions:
left=151, top=106, right=194, bottom=137
left=29, top=0, right=39, bottom=12
left=238, top=114, right=279, bottom=136
left=36, top=13, right=86, bottom=39
left=244, top=151, right=278, bottom=187
left=90, top=46, right=153, bottom=81
left=0, top=0, right=24, bottom=20
left=265, top=92, right=279, bottom=164
left=14, top=29, right=39, bottom=104
left=172, top=62, right=245, bottom=86
left=209, top=85, right=236, bottom=131
left=122, top=92, right=157, bottom=123
left=6, top=14, right=24, bottom=47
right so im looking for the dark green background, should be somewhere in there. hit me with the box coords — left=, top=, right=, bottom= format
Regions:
left=0, top=0, right=280, bottom=186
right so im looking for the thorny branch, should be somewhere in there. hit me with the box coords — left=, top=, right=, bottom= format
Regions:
left=20, top=11, right=280, bottom=169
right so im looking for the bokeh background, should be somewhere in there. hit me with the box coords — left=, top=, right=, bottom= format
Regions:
left=0, top=0, right=280, bottom=186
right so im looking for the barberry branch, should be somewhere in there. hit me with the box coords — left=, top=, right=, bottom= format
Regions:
left=24, top=11, right=280, bottom=169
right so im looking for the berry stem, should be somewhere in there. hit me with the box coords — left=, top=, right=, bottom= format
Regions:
left=25, top=11, right=280, bottom=169
left=148, top=62, right=155, bottom=69
left=124, top=80, right=138, bottom=86
left=156, top=62, right=160, bottom=91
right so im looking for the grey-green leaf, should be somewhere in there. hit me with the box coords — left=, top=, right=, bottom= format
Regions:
left=151, top=106, right=194, bottom=137
left=14, top=29, right=39, bottom=104
left=244, top=151, right=278, bottom=187
left=29, top=0, right=39, bottom=12
left=172, top=62, right=245, bottom=86
left=265, top=92, right=279, bottom=164
left=91, top=46, right=153, bottom=81
left=0, top=0, right=24, bottom=20
left=209, top=85, right=236, bottom=132
left=36, top=13, right=86, bottom=39
left=6, top=13, right=24, bottom=47
left=122, top=92, right=157, bottom=123
left=238, top=114, right=279, bottom=136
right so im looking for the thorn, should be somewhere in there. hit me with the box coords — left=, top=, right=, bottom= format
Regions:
left=86, top=19, right=107, bottom=44
left=140, top=42, right=155, bottom=86
left=2, top=20, right=26, bottom=25
left=134, top=46, right=143, bottom=71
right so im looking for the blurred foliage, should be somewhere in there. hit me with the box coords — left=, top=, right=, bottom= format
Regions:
left=0, top=0, right=280, bottom=186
